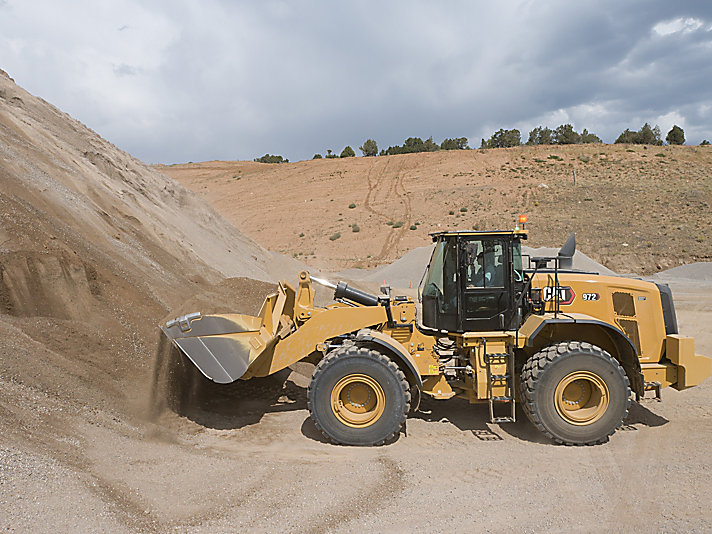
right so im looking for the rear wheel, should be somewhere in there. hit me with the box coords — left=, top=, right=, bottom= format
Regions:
left=520, top=341, right=630, bottom=445
left=308, top=345, right=410, bottom=446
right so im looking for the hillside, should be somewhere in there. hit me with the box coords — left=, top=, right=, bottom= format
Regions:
left=159, top=144, right=712, bottom=274
left=0, top=68, right=302, bottom=531
left=0, top=66, right=294, bottom=412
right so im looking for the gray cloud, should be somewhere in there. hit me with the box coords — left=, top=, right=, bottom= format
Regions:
left=0, top=0, right=710, bottom=163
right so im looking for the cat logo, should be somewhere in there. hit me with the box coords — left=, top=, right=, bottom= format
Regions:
left=541, top=286, right=576, bottom=305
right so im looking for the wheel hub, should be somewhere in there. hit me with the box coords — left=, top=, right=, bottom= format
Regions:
left=554, top=371, right=609, bottom=425
left=331, top=374, right=385, bottom=428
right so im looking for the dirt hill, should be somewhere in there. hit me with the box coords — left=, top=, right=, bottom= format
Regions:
left=159, top=144, right=712, bottom=274
left=0, top=68, right=302, bottom=530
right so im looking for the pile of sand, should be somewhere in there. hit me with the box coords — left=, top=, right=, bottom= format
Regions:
left=653, top=262, right=712, bottom=281
left=0, top=69, right=299, bottom=445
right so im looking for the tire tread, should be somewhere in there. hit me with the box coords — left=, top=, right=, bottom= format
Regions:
left=519, top=341, right=631, bottom=445
left=307, top=345, right=411, bottom=446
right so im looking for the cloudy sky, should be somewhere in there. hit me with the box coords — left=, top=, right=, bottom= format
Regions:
left=1, top=1, right=710, bottom=163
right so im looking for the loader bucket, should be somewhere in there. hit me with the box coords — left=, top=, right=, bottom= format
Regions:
left=160, top=282, right=296, bottom=383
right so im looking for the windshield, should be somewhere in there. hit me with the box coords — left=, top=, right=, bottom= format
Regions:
left=513, top=240, right=523, bottom=282
left=422, top=242, right=445, bottom=300
left=421, top=237, right=457, bottom=313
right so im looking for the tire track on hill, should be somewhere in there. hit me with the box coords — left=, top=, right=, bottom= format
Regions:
left=364, top=159, right=413, bottom=262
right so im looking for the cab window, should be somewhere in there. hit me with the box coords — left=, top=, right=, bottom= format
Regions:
left=462, top=239, right=505, bottom=288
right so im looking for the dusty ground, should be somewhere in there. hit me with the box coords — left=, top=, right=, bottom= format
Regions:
left=158, top=143, right=712, bottom=275
left=1, top=69, right=711, bottom=533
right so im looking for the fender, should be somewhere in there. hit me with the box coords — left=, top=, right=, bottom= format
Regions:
left=355, top=329, right=423, bottom=388
left=354, top=328, right=423, bottom=409
left=355, top=328, right=422, bottom=410
left=522, top=313, right=644, bottom=395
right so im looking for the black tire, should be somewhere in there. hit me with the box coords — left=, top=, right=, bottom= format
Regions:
left=307, top=345, right=410, bottom=446
left=520, top=341, right=630, bottom=445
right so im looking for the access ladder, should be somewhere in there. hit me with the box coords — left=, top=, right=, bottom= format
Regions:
left=485, top=352, right=515, bottom=423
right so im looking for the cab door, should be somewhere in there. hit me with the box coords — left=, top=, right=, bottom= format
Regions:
left=458, top=237, right=514, bottom=331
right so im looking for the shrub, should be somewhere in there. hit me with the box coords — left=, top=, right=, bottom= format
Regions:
left=441, top=137, right=469, bottom=150
left=329, top=232, right=341, bottom=241
left=615, top=123, right=662, bottom=145
left=359, top=139, right=378, bottom=157
left=348, top=203, right=356, bottom=209
left=254, top=154, right=288, bottom=163
left=313, top=153, right=323, bottom=159
left=340, top=146, right=356, bottom=158
left=701, top=140, right=711, bottom=146
left=449, top=210, right=455, bottom=215
left=666, top=125, right=685, bottom=145
left=460, top=207, right=468, bottom=212
left=580, top=129, right=602, bottom=144
left=352, top=224, right=360, bottom=233
left=409, top=225, right=417, bottom=230
left=553, top=124, right=580, bottom=145
left=383, top=136, right=440, bottom=155
left=392, top=221, right=404, bottom=228
left=526, top=126, right=553, bottom=145
left=481, top=129, right=521, bottom=148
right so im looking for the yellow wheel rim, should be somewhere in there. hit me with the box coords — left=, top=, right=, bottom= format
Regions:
left=330, top=374, right=386, bottom=428
left=554, top=371, right=609, bottom=425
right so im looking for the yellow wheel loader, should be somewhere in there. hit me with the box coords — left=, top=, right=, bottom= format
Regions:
left=161, top=228, right=711, bottom=446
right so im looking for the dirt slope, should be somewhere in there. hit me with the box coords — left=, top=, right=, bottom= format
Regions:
left=0, top=68, right=297, bottom=530
left=160, top=143, right=712, bottom=274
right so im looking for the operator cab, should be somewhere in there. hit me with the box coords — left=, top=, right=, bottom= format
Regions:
left=421, top=230, right=527, bottom=332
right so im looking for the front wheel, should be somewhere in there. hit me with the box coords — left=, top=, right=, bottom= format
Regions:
left=308, top=345, right=410, bottom=446
left=520, top=341, right=630, bottom=445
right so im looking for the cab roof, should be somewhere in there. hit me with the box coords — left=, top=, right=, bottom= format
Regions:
left=430, top=229, right=528, bottom=241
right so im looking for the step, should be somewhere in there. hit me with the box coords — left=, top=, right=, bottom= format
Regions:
left=491, top=417, right=515, bottom=424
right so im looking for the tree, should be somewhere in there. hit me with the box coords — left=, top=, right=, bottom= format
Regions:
left=638, top=123, right=662, bottom=145
left=325, top=149, right=338, bottom=159
left=383, top=136, right=433, bottom=155
left=423, top=136, right=439, bottom=152
left=313, top=153, right=323, bottom=159
left=553, top=124, right=580, bottom=145
left=359, top=139, right=378, bottom=157
left=666, top=125, right=685, bottom=145
left=441, top=137, right=469, bottom=150
left=580, top=129, right=602, bottom=144
left=526, top=126, right=553, bottom=145
left=615, top=128, right=637, bottom=144
left=615, top=123, right=663, bottom=145
left=482, top=128, right=521, bottom=148
left=254, top=154, right=288, bottom=163
left=701, top=140, right=711, bottom=146
left=403, top=137, right=425, bottom=152
left=340, top=146, right=355, bottom=158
